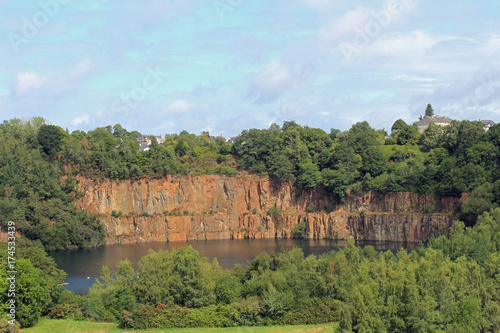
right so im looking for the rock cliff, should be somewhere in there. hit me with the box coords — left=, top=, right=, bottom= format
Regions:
left=75, top=175, right=459, bottom=245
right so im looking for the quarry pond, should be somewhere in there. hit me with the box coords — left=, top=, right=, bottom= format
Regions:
left=49, top=238, right=417, bottom=294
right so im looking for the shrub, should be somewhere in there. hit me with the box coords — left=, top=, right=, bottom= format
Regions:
left=292, top=221, right=306, bottom=239
left=141, top=211, right=149, bottom=217
left=216, top=154, right=226, bottom=164
left=111, top=210, right=122, bottom=217
left=266, top=206, right=282, bottom=220
left=49, top=303, right=83, bottom=320
left=385, top=137, right=396, bottom=145
left=0, top=316, right=21, bottom=333
left=306, top=203, right=316, bottom=213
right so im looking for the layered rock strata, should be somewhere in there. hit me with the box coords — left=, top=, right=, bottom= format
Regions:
left=75, top=175, right=458, bottom=245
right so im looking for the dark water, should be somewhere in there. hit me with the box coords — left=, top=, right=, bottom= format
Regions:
left=49, top=239, right=417, bottom=294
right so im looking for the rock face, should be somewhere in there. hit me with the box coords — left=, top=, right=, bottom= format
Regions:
left=75, top=175, right=459, bottom=245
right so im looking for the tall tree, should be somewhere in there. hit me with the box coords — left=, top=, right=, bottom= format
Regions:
left=425, top=104, right=434, bottom=116
left=391, top=119, right=407, bottom=132
left=37, top=124, right=65, bottom=157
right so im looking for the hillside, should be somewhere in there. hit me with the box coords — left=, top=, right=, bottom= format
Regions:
left=1, top=117, right=500, bottom=249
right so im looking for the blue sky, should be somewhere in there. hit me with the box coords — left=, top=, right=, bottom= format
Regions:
left=0, top=0, right=499, bottom=137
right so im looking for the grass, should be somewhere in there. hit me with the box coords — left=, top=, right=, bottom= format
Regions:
left=23, top=318, right=338, bottom=333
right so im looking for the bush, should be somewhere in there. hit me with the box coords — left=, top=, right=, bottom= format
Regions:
left=49, top=303, right=83, bottom=320
left=306, top=203, right=316, bottom=213
left=266, top=206, right=282, bottom=220
left=111, top=210, right=122, bottom=217
left=216, top=154, right=227, bottom=164
left=0, top=316, right=21, bottom=333
left=385, top=137, right=396, bottom=145
left=141, top=211, right=149, bottom=217
left=292, top=221, right=306, bottom=239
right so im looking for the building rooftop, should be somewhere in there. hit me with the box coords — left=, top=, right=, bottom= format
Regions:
left=415, top=115, right=453, bottom=126
left=480, top=119, right=495, bottom=126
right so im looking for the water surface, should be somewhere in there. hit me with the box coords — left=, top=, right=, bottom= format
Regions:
left=49, top=238, right=417, bottom=294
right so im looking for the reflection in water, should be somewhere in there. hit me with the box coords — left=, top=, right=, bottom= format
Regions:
left=49, top=239, right=417, bottom=294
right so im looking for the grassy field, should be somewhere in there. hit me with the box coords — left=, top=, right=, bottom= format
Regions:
left=23, top=319, right=339, bottom=333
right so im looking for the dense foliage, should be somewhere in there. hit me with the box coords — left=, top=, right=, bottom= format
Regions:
left=0, top=239, right=66, bottom=328
left=232, top=119, right=500, bottom=211
left=42, top=208, right=500, bottom=332
left=62, top=124, right=237, bottom=179
left=0, top=119, right=104, bottom=250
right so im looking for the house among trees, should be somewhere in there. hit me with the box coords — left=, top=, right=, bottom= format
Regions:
left=139, top=143, right=150, bottom=152
left=136, top=135, right=165, bottom=144
left=415, top=115, right=453, bottom=133
left=480, top=119, right=495, bottom=131
left=226, top=137, right=237, bottom=144
left=412, top=103, right=453, bottom=133
left=136, top=134, right=165, bottom=151
left=136, top=134, right=149, bottom=142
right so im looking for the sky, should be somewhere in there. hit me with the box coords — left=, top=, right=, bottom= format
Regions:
left=0, top=0, right=499, bottom=137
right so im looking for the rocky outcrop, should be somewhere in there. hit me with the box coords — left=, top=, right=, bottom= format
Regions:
left=348, top=214, right=454, bottom=243
left=75, top=175, right=459, bottom=245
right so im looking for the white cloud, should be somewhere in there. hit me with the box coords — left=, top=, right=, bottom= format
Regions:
left=15, top=71, right=48, bottom=97
left=168, top=99, right=191, bottom=113
left=388, top=74, right=439, bottom=83
left=72, top=114, right=90, bottom=126
left=279, top=102, right=304, bottom=119
left=320, top=6, right=372, bottom=41
left=69, top=59, right=95, bottom=79
left=249, top=60, right=297, bottom=104
left=321, top=0, right=421, bottom=42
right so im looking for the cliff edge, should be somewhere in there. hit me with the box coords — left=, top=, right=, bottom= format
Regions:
left=75, top=174, right=459, bottom=245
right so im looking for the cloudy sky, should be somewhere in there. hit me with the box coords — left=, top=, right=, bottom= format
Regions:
left=0, top=0, right=499, bottom=137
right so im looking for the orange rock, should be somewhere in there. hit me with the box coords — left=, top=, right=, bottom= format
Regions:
left=74, top=175, right=459, bottom=245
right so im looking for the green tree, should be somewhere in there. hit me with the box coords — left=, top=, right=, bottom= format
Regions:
left=112, top=124, right=127, bottom=138
left=391, top=119, right=407, bottom=132
left=0, top=259, right=46, bottom=327
left=37, top=124, right=65, bottom=157
left=269, top=153, right=296, bottom=182
left=444, top=120, right=484, bottom=152
left=397, top=125, right=419, bottom=145
left=425, top=103, right=434, bottom=116
left=322, top=168, right=349, bottom=201
left=175, top=140, right=189, bottom=156
left=419, top=122, right=445, bottom=152
left=460, top=184, right=496, bottom=225
left=214, top=273, right=241, bottom=304
left=297, top=160, right=321, bottom=188
left=360, top=146, right=387, bottom=177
